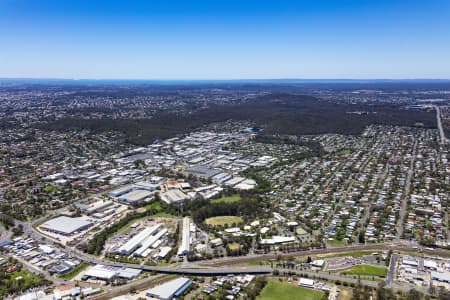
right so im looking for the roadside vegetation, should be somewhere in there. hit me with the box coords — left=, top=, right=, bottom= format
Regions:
left=211, top=194, right=241, bottom=204
left=0, top=265, right=51, bottom=298
left=58, top=262, right=89, bottom=280
left=78, top=200, right=167, bottom=255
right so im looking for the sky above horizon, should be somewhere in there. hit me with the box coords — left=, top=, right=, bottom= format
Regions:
left=1, top=0, right=449, bottom=80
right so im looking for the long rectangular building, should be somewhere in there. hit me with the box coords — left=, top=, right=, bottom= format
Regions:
left=177, top=217, right=190, bottom=256
left=146, top=277, right=192, bottom=300
left=108, top=186, right=132, bottom=197
left=40, top=216, right=93, bottom=236
left=118, top=189, right=153, bottom=204
left=134, top=228, right=168, bottom=257
left=116, top=225, right=160, bottom=255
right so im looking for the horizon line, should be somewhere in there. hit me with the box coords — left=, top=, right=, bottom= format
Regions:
left=1, top=77, right=450, bottom=82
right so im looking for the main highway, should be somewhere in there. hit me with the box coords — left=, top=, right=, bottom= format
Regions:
left=11, top=218, right=434, bottom=277
left=3, top=199, right=448, bottom=298
left=4, top=215, right=448, bottom=300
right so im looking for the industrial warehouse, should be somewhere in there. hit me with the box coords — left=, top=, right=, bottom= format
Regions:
left=40, top=216, right=93, bottom=236
left=114, top=224, right=168, bottom=256
left=146, top=277, right=192, bottom=300
left=177, top=217, right=190, bottom=257
left=82, top=264, right=141, bottom=282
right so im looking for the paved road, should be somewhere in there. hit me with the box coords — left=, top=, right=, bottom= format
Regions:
left=6, top=218, right=449, bottom=299
left=17, top=219, right=273, bottom=276
left=20, top=219, right=406, bottom=276
left=199, top=243, right=401, bottom=267
left=321, top=147, right=377, bottom=239
left=9, top=253, right=67, bottom=285
left=436, top=106, right=449, bottom=145
left=275, top=267, right=415, bottom=293
left=386, top=253, right=398, bottom=286
left=91, top=274, right=167, bottom=300
left=396, top=139, right=417, bottom=240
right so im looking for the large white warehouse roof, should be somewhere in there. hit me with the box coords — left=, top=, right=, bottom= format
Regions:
left=41, top=216, right=92, bottom=235
left=117, top=225, right=160, bottom=255
left=146, top=277, right=192, bottom=300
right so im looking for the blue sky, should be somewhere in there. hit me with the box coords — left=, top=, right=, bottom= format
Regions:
left=1, top=0, right=449, bottom=79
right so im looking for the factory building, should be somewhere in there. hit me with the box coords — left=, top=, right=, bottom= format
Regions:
left=108, top=186, right=133, bottom=197
left=40, top=216, right=93, bottom=236
left=133, top=228, right=168, bottom=257
left=177, top=217, right=190, bottom=257
left=146, top=277, right=192, bottom=300
left=184, top=165, right=221, bottom=179
left=76, top=199, right=113, bottom=215
left=118, top=189, right=153, bottom=204
left=160, top=190, right=189, bottom=205
left=431, top=271, right=450, bottom=283
left=133, top=181, right=160, bottom=191
left=83, top=264, right=141, bottom=281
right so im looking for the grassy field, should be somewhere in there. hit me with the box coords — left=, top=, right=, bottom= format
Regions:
left=338, top=149, right=352, bottom=156
left=211, top=194, right=241, bottom=204
left=257, top=280, right=324, bottom=300
left=326, top=239, right=346, bottom=247
left=204, top=216, right=243, bottom=226
left=146, top=201, right=173, bottom=217
left=145, top=201, right=163, bottom=212
left=342, top=264, right=387, bottom=276
left=59, top=262, right=89, bottom=280
left=0, top=269, right=47, bottom=297
left=114, top=202, right=172, bottom=235
left=44, top=184, right=58, bottom=193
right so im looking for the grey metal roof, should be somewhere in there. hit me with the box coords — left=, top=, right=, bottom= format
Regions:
left=41, top=216, right=92, bottom=235
left=146, top=277, right=192, bottom=299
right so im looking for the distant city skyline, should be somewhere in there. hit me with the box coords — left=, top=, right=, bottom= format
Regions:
left=1, top=0, right=450, bottom=79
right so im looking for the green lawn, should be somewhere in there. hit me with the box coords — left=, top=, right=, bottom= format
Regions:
left=204, top=216, right=243, bottom=226
left=342, top=264, right=387, bottom=277
left=0, top=269, right=48, bottom=297
left=338, top=149, right=352, bottom=156
left=147, top=201, right=173, bottom=217
left=257, top=280, right=324, bottom=300
left=59, top=262, right=89, bottom=280
left=44, top=184, right=58, bottom=193
left=145, top=201, right=163, bottom=212
left=211, top=194, right=241, bottom=204
left=326, top=239, right=346, bottom=247
left=115, top=202, right=171, bottom=235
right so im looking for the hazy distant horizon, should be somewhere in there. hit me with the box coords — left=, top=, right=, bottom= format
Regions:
left=2, top=78, right=450, bottom=84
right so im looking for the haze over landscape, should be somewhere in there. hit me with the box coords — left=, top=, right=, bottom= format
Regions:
left=1, top=1, right=450, bottom=300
